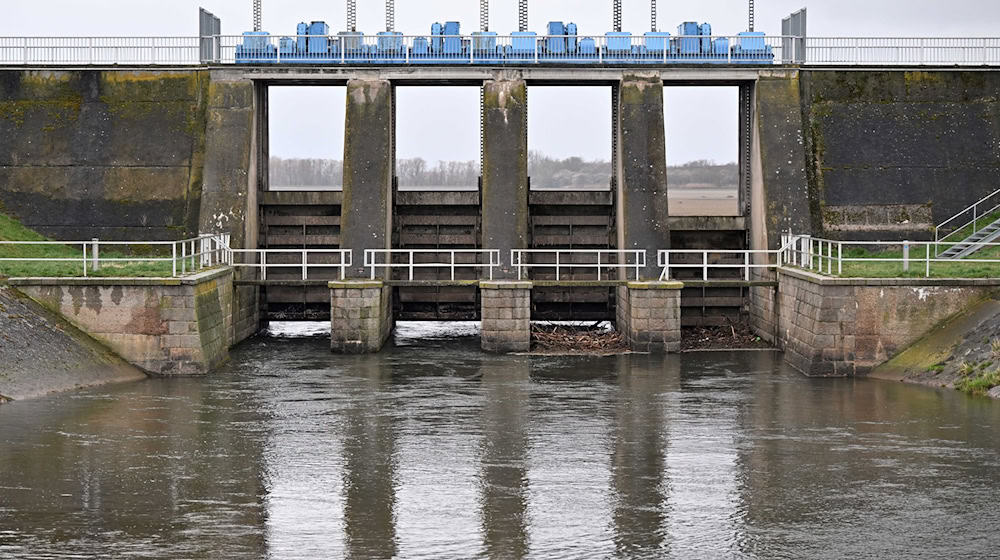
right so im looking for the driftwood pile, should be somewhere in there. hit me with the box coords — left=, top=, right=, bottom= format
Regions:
left=531, top=323, right=628, bottom=353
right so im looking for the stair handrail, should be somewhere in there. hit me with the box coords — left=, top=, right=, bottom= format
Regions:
left=934, top=187, right=1000, bottom=256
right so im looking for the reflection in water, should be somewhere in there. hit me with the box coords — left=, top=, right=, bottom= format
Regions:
left=478, top=357, right=531, bottom=559
left=2, top=334, right=1000, bottom=559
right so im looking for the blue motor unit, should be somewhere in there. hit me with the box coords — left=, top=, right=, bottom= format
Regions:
left=235, top=17, right=773, bottom=65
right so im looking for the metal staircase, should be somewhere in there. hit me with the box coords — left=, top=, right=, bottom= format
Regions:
left=935, top=188, right=1000, bottom=259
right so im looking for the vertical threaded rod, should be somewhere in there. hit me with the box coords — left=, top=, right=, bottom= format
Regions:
left=347, top=0, right=356, bottom=32
left=613, top=0, right=622, bottom=33
left=386, top=0, right=394, bottom=31
left=518, top=0, right=528, bottom=32
left=651, top=0, right=657, bottom=32
left=481, top=0, right=489, bottom=31
left=749, top=0, right=755, bottom=31
left=253, top=0, right=261, bottom=32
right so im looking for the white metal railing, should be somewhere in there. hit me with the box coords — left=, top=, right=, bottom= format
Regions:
left=364, top=249, right=500, bottom=281
left=0, top=233, right=229, bottom=278
left=0, top=36, right=200, bottom=65
left=784, top=233, right=1000, bottom=278
left=657, top=248, right=785, bottom=281
left=228, top=248, right=352, bottom=281
left=510, top=249, right=645, bottom=281
left=4, top=35, right=1000, bottom=66
left=934, top=187, right=1000, bottom=256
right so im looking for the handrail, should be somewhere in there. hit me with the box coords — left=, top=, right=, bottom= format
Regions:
left=657, top=248, right=784, bottom=281
left=0, top=233, right=229, bottom=278
left=934, top=187, right=1000, bottom=256
left=510, top=249, right=645, bottom=281
left=228, top=248, right=351, bottom=281
left=785, top=233, right=1000, bottom=278
left=3, top=34, right=999, bottom=66
left=364, top=249, right=500, bottom=281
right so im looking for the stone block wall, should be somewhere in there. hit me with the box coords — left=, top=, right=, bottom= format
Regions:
left=480, top=281, right=532, bottom=353
left=777, top=267, right=1000, bottom=376
left=748, top=269, right=779, bottom=344
left=616, top=282, right=682, bottom=353
left=330, top=281, right=394, bottom=353
left=12, top=268, right=236, bottom=375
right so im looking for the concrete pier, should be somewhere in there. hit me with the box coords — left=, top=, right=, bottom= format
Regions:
left=616, top=74, right=670, bottom=280
left=341, top=79, right=394, bottom=278
left=481, top=79, right=529, bottom=279
left=616, top=282, right=683, bottom=353
left=330, top=280, right=394, bottom=353
left=480, top=281, right=532, bottom=352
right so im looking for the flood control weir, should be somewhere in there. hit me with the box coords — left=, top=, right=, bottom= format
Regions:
left=2, top=62, right=1000, bottom=371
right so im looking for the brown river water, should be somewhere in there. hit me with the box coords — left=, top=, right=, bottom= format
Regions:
left=1, top=322, right=999, bottom=559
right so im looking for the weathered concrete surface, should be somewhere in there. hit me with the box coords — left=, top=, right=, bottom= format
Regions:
left=0, top=285, right=145, bottom=401
left=777, top=267, right=1000, bottom=376
left=871, top=299, right=1000, bottom=399
left=753, top=72, right=812, bottom=250
left=341, top=79, right=393, bottom=278
left=0, top=70, right=209, bottom=240
left=12, top=268, right=240, bottom=375
left=482, top=79, right=528, bottom=279
left=617, top=74, right=669, bottom=279
left=481, top=281, right=531, bottom=352
left=615, top=282, right=682, bottom=353
left=198, top=70, right=256, bottom=249
left=330, top=280, right=394, bottom=353
left=801, top=70, right=1000, bottom=240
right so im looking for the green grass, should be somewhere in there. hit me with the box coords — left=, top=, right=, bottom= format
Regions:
left=955, top=364, right=1000, bottom=397
left=0, top=213, right=190, bottom=279
left=803, top=243, right=1000, bottom=279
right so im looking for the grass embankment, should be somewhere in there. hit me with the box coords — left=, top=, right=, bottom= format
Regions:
left=0, top=213, right=176, bottom=278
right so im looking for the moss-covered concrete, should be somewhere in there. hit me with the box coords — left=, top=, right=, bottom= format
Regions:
left=800, top=70, right=1000, bottom=240
left=617, top=74, right=668, bottom=279
left=0, top=70, right=212, bottom=241
left=481, top=79, right=528, bottom=279
left=341, top=79, right=393, bottom=278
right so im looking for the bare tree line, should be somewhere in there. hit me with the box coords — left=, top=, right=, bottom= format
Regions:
left=270, top=154, right=737, bottom=189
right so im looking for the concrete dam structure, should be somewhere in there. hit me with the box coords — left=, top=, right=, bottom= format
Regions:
left=2, top=45, right=1000, bottom=375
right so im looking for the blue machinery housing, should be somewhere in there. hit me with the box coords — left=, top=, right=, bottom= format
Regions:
left=235, top=20, right=774, bottom=64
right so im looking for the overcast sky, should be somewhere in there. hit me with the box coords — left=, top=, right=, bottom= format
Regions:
left=4, top=1, right=999, bottom=164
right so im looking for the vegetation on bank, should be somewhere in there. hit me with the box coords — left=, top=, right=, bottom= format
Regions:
left=0, top=213, right=178, bottom=278
left=950, top=339, right=1000, bottom=397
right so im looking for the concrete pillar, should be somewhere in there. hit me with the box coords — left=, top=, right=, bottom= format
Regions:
left=615, top=281, right=682, bottom=353
left=481, top=79, right=529, bottom=278
left=480, top=281, right=532, bottom=352
left=330, top=280, right=394, bottom=353
left=342, top=79, right=394, bottom=278
left=616, top=74, right=669, bottom=280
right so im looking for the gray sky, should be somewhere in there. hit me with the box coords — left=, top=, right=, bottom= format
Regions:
left=5, top=1, right=999, bottom=164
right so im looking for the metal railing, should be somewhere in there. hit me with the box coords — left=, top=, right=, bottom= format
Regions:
left=228, top=248, right=352, bottom=281
left=4, top=35, right=1000, bottom=66
left=657, top=248, right=784, bottom=281
left=934, top=187, right=1000, bottom=256
left=510, top=249, right=645, bottom=281
left=785, top=233, right=1000, bottom=278
left=364, top=249, right=500, bottom=280
left=0, top=233, right=229, bottom=278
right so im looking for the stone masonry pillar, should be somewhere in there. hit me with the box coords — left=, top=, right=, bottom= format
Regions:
left=615, top=282, right=682, bottom=353
left=616, top=74, right=669, bottom=280
left=330, top=280, right=394, bottom=353
left=481, top=79, right=529, bottom=279
left=342, top=79, right=394, bottom=278
left=480, top=281, right=532, bottom=352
